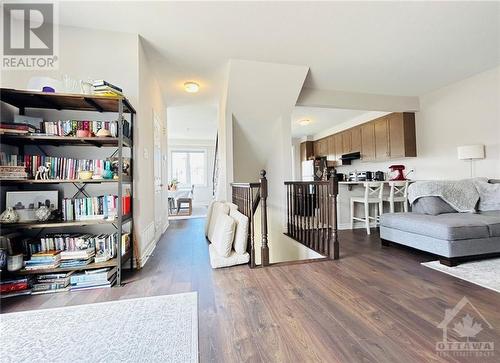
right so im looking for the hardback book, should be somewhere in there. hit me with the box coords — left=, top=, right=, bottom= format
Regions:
left=92, top=80, right=123, bottom=92
left=70, top=267, right=117, bottom=285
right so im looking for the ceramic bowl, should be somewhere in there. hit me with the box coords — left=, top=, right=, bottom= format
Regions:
left=96, top=128, right=112, bottom=137
left=79, top=170, right=93, bottom=180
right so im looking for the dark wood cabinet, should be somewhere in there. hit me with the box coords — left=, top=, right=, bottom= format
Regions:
left=333, top=133, right=343, bottom=160
left=341, top=131, right=352, bottom=154
left=300, top=141, right=314, bottom=161
left=388, top=112, right=417, bottom=158
left=327, top=135, right=336, bottom=161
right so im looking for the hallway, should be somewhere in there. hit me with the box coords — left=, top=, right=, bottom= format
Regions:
left=3, top=219, right=500, bottom=362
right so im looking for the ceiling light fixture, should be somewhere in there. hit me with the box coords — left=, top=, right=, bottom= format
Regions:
left=298, top=119, right=312, bottom=126
left=184, top=81, right=200, bottom=93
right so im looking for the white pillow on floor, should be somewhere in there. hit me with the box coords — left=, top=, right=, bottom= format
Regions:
left=207, top=202, right=230, bottom=242
left=205, top=201, right=216, bottom=237
left=212, top=214, right=236, bottom=257
left=230, top=210, right=249, bottom=255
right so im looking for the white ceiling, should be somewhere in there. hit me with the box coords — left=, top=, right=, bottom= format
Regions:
left=291, top=107, right=368, bottom=138
left=167, top=104, right=217, bottom=140
left=56, top=1, right=500, bottom=135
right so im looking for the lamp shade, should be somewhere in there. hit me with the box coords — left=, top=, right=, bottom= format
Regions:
left=457, top=145, right=485, bottom=160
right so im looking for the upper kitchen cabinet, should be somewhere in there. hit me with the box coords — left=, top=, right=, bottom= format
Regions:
left=388, top=112, right=417, bottom=158
left=314, top=137, right=328, bottom=157
left=333, top=133, right=343, bottom=160
left=300, top=141, right=314, bottom=161
left=350, top=126, right=361, bottom=153
left=326, top=135, right=336, bottom=161
left=341, top=130, right=352, bottom=154
left=374, top=117, right=390, bottom=159
left=360, top=122, right=376, bottom=161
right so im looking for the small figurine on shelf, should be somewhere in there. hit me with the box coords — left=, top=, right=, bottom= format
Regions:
left=0, top=207, right=19, bottom=223
left=35, top=205, right=51, bottom=221
left=168, top=179, right=178, bottom=191
left=35, top=162, right=51, bottom=180
left=102, top=160, right=113, bottom=179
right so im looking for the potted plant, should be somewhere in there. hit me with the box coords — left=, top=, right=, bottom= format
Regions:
left=169, top=179, right=179, bottom=191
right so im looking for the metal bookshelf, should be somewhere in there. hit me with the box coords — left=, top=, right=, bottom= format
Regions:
left=0, top=88, right=135, bottom=287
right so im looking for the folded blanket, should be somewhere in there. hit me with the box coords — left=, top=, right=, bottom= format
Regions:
left=407, top=179, right=480, bottom=213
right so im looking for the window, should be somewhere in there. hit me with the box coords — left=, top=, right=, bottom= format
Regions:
left=170, top=150, right=206, bottom=187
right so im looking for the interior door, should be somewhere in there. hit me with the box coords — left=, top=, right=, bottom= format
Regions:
left=153, top=112, right=164, bottom=234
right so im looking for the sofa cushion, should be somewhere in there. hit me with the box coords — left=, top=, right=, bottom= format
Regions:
left=474, top=179, right=500, bottom=211
left=208, top=244, right=250, bottom=268
left=230, top=210, right=249, bottom=255
left=212, top=214, right=236, bottom=257
left=380, top=213, right=490, bottom=241
left=207, top=202, right=230, bottom=242
left=205, top=201, right=216, bottom=237
left=477, top=211, right=500, bottom=237
left=411, top=196, right=456, bottom=215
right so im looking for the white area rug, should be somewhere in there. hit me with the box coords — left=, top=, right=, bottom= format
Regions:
left=422, top=259, right=500, bottom=293
left=1, top=293, right=198, bottom=363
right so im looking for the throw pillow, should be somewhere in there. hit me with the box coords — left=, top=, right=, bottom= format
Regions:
left=212, top=214, right=236, bottom=258
left=411, top=196, right=456, bottom=215
left=207, top=202, right=230, bottom=242
left=230, top=210, right=249, bottom=255
left=474, top=179, right=500, bottom=211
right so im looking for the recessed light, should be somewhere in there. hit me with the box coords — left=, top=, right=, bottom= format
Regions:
left=298, top=119, right=311, bottom=126
left=184, top=81, right=200, bottom=93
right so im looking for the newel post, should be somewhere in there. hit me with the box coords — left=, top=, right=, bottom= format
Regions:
left=260, top=170, right=269, bottom=266
left=329, top=170, right=339, bottom=260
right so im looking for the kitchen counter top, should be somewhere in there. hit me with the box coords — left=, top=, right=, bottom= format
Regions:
left=339, top=180, right=415, bottom=190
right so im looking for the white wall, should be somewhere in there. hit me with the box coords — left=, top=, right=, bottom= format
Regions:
left=332, top=66, right=500, bottom=180
left=0, top=26, right=167, bottom=267
left=168, top=138, right=215, bottom=206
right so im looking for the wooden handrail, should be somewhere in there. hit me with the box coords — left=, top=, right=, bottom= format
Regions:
left=284, top=171, right=339, bottom=260
left=230, top=170, right=269, bottom=268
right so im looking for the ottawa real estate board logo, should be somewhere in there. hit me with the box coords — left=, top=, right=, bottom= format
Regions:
left=436, top=296, right=495, bottom=358
left=2, top=2, right=59, bottom=69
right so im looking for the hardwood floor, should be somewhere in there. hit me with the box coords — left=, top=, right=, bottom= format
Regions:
left=2, top=219, right=500, bottom=362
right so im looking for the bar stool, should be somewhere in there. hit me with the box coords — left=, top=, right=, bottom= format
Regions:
left=350, top=182, right=384, bottom=235
left=382, top=181, right=409, bottom=213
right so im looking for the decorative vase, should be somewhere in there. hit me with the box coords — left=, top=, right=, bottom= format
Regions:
left=35, top=205, right=51, bottom=221
left=102, top=161, right=113, bottom=179
left=7, top=254, right=23, bottom=272
left=0, top=249, right=7, bottom=270
left=0, top=207, right=19, bottom=223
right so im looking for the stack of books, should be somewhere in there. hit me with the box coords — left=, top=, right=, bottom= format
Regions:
left=60, top=248, right=95, bottom=268
left=70, top=267, right=117, bottom=291
left=92, top=80, right=123, bottom=97
left=24, top=250, right=61, bottom=271
left=31, top=271, right=73, bottom=295
left=62, top=195, right=119, bottom=221
left=0, top=277, right=31, bottom=298
left=42, top=120, right=118, bottom=137
left=0, top=122, right=37, bottom=134
left=0, top=165, right=27, bottom=180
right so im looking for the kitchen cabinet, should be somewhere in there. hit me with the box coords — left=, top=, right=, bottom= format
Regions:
left=314, top=138, right=328, bottom=157
left=361, top=122, right=376, bottom=161
left=350, top=126, right=361, bottom=153
left=374, top=117, right=389, bottom=160
left=342, top=131, right=352, bottom=154
left=327, top=135, right=336, bottom=161
left=333, top=133, right=343, bottom=160
left=388, top=112, right=417, bottom=158
left=300, top=141, right=314, bottom=162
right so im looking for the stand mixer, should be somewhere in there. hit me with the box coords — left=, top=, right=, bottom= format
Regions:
left=389, top=165, right=412, bottom=181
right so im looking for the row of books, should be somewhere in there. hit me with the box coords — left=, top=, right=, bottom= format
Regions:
left=0, top=122, right=37, bottom=134
left=42, top=119, right=119, bottom=137
left=32, top=271, right=73, bottom=294
left=92, top=80, right=123, bottom=97
left=0, top=165, right=27, bottom=180
left=0, top=277, right=31, bottom=298
left=1, top=154, right=114, bottom=180
left=62, top=195, right=131, bottom=221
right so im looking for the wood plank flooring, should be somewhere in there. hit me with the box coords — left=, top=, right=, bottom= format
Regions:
left=2, top=218, right=499, bottom=362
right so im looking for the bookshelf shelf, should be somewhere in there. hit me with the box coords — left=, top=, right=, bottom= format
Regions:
left=16, top=250, right=132, bottom=275
left=0, top=88, right=135, bottom=290
left=0, top=176, right=132, bottom=184
left=0, top=214, right=132, bottom=229
left=0, top=134, right=132, bottom=148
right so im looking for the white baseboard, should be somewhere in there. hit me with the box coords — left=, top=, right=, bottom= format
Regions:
left=134, top=222, right=158, bottom=269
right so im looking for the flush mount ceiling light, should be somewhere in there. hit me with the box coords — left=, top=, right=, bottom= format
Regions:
left=298, top=119, right=312, bottom=126
left=184, top=81, right=200, bottom=93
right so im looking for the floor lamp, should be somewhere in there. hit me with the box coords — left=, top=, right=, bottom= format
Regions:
left=457, top=145, right=485, bottom=177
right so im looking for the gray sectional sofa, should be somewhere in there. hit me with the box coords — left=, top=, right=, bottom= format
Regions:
left=379, top=179, right=500, bottom=266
